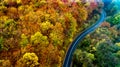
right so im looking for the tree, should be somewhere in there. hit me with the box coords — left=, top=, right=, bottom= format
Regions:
left=95, top=42, right=120, bottom=67
left=40, top=21, right=53, bottom=33
left=17, top=52, right=39, bottom=67
left=49, top=22, right=64, bottom=46
left=30, top=32, right=49, bottom=45
left=106, top=12, right=120, bottom=25
left=73, top=49, right=95, bottom=67
left=0, top=60, right=12, bottom=67
left=64, top=12, right=77, bottom=42
left=20, top=34, right=29, bottom=47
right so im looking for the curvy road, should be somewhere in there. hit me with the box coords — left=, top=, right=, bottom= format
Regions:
left=63, top=10, right=106, bottom=67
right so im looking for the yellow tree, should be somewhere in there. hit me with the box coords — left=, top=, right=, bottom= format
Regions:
left=49, top=22, right=64, bottom=46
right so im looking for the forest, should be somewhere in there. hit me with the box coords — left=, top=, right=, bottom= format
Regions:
left=73, top=1, right=120, bottom=67
left=0, top=0, right=120, bottom=67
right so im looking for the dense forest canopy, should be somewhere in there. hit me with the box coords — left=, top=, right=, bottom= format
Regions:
left=1, top=0, right=119, bottom=67
left=0, top=0, right=98, bottom=67
left=73, top=1, right=120, bottom=67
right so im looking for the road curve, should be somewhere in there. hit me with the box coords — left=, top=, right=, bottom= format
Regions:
left=63, top=10, right=106, bottom=67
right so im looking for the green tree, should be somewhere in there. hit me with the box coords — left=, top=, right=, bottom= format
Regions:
left=73, top=49, right=95, bottom=67
left=95, top=42, right=120, bottom=67
left=106, top=12, right=120, bottom=25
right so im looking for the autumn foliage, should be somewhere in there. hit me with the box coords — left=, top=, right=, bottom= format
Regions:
left=0, top=0, right=96, bottom=67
